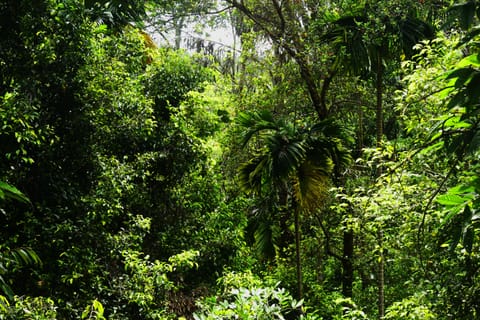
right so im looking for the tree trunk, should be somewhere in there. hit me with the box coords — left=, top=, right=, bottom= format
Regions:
left=342, top=228, right=354, bottom=298
left=296, top=60, right=327, bottom=120
left=376, top=52, right=384, bottom=149
left=294, top=206, right=303, bottom=300
left=375, top=51, right=385, bottom=319
left=357, top=102, right=364, bottom=158
left=174, top=15, right=185, bottom=50
left=227, top=0, right=327, bottom=120
left=378, top=229, right=385, bottom=319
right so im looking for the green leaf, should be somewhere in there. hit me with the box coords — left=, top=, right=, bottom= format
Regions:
left=457, top=54, right=480, bottom=68
left=0, top=181, right=30, bottom=204
left=446, top=91, right=467, bottom=110
left=420, top=141, right=444, bottom=154
left=437, top=194, right=471, bottom=206
left=0, top=295, right=9, bottom=312
left=0, top=275, right=14, bottom=300
left=253, top=221, right=277, bottom=259
left=444, top=67, right=475, bottom=87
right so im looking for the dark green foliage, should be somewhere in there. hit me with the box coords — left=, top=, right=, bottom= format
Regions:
left=0, top=181, right=40, bottom=300
left=320, top=5, right=434, bottom=77
left=84, top=0, right=148, bottom=29
left=0, top=1, right=229, bottom=317
left=449, top=0, right=480, bottom=30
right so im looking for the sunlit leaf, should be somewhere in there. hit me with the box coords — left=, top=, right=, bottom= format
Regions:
left=437, top=194, right=471, bottom=206
left=457, top=54, right=480, bottom=68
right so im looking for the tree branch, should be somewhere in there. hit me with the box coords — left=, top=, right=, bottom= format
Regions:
left=316, top=212, right=344, bottom=261
left=271, top=0, right=286, bottom=36
left=226, top=0, right=327, bottom=120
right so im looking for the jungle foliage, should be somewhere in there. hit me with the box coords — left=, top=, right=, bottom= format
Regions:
left=0, top=0, right=479, bottom=319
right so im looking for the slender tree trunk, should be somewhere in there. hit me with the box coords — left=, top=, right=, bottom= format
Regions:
left=296, top=60, right=327, bottom=120
left=174, top=15, right=185, bottom=50
left=378, top=229, right=385, bottom=319
left=376, top=51, right=385, bottom=320
left=229, top=9, right=237, bottom=78
left=357, top=102, right=364, bottom=157
left=342, top=228, right=354, bottom=298
left=278, top=184, right=291, bottom=256
left=294, top=206, right=303, bottom=300
left=376, top=52, right=384, bottom=149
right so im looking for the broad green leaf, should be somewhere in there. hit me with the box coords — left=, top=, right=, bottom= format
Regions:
left=0, top=275, right=14, bottom=300
left=444, top=67, right=475, bottom=84
left=438, top=85, right=456, bottom=99
left=457, top=54, right=480, bottom=68
left=0, top=295, right=9, bottom=312
left=443, top=116, right=466, bottom=128
left=441, top=206, right=464, bottom=227
left=437, top=194, right=471, bottom=206
left=448, top=184, right=476, bottom=195
left=420, top=141, right=444, bottom=154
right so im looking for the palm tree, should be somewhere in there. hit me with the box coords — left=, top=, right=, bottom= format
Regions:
left=237, top=110, right=351, bottom=299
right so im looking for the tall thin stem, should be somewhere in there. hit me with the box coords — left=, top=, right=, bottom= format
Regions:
left=294, top=205, right=303, bottom=300
left=378, top=229, right=385, bottom=319
left=376, top=50, right=385, bottom=319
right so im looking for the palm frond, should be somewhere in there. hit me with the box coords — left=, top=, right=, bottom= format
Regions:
left=0, top=275, right=13, bottom=301
left=7, top=248, right=42, bottom=267
left=397, top=17, right=435, bottom=57
left=308, top=119, right=353, bottom=171
left=310, top=118, right=342, bottom=137
left=253, top=220, right=279, bottom=260
left=0, top=181, right=30, bottom=204
left=449, top=1, right=477, bottom=29
left=238, top=155, right=270, bottom=194
left=294, top=161, right=332, bottom=212
left=322, top=9, right=434, bottom=76
left=237, top=110, right=279, bottom=148
left=0, top=247, right=41, bottom=299
left=268, top=136, right=307, bottom=180
left=321, top=15, right=372, bottom=76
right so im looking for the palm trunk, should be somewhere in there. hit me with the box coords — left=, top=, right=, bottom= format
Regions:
left=376, top=50, right=385, bottom=319
left=376, top=52, right=384, bottom=149
left=294, top=206, right=303, bottom=300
